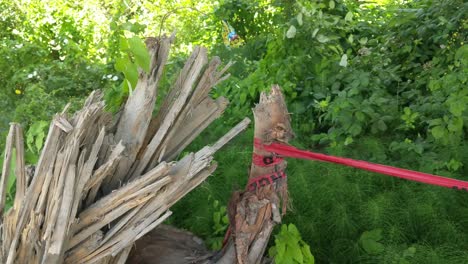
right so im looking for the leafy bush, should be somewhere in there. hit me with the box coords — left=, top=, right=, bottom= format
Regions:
left=269, top=223, right=315, bottom=264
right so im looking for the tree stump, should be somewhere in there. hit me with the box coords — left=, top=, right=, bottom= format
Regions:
left=215, top=85, right=293, bottom=264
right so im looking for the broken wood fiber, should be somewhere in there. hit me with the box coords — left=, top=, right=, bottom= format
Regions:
left=0, top=34, right=249, bottom=264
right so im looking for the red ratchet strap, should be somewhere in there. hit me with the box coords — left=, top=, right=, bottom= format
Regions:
left=254, top=138, right=468, bottom=191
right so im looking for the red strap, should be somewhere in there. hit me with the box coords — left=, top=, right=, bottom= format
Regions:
left=254, top=138, right=468, bottom=191
left=252, top=153, right=284, bottom=167
left=222, top=170, right=287, bottom=247
left=246, top=170, right=286, bottom=191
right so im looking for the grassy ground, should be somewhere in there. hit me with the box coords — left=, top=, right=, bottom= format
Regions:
left=170, top=119, right=468, bottom=263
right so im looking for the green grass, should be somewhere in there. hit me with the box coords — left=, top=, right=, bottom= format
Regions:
left=170, top=120, right=468, bottom=263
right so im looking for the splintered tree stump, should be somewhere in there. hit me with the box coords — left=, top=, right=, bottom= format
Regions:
left=0, top=34, right=250, bottom=264
left=215, top=85, right=293, bottom=264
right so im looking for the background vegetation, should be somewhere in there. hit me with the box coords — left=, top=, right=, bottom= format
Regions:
left=0, top=0, right=467, bottom=263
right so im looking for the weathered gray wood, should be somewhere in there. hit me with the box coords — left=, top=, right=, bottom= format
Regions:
left=5, top=114, right=66, bottom=264
left=13, top=125, right=26, bottom=211
left=1, top=35, right=250, bottom=264
left=145, top=57, right=232, bottom=169
left=107, top=36, right=174, bottom=193
left=0, top=125, right=15, bottom=221
left=0, top=125, right=16, bottom=262
left=131, top=47, right=209, bottom=178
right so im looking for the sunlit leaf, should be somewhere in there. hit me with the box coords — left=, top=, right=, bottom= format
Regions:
left=316, top=34, right=330, bottom=43
left=312, top=28, right=319, bottom=38
left=339, top=54, right=348, bottom=67
left=431, top=126, right=446, bottom=139
left=128, top=36, right=150, bottom=73
left=297, top=13, right=303, bottom=26
left=286, top=25, right=297, bottom=38
left=359, top=37, right=368, bottom=45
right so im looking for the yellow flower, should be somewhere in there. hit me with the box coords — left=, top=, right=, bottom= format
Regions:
left=15, top=89, right=22, bottom=95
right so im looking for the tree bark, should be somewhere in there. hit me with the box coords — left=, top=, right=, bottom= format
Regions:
left=215, top=85, right=294, bottom=264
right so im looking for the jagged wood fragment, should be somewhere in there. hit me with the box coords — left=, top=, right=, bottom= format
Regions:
left=5, top=114, right=67, bottom=264
left=131, top=47, right=209, bottom=178
left=0, top=125, right=15, bottom=221
left=106, top=35, right=174, bottom=192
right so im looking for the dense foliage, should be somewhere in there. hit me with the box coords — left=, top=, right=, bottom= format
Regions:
left=1, top=0, right=467, bottom=263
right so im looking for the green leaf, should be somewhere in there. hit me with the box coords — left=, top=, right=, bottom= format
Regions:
left=431, top=126, right=446, bottom=139
left=312, top=28, right=319, bottom=38
left=455, top=45, right=468, bottom=65
left=447, top=118, right=463, bottom=132
left=449, top=100, right=466, bottom=116
left=26, top=121, right=48, bottom=153
left=26, top=132, right=34, bottom=153
left=7, top=150, right=16, bottom=194
left=122, top=21, right=146, bottom=33
left=25, top=150, right=39, bottom=164
left=115, top=56, right=130, bottom=72
left=428, top=118, right=443, bottom=126
left=35, top=132, right=45, bottom=152
left=119, top=36, right=129, bottom=51
left=293, top=102, right=306, bottom=114
left=360, top=229, right=384, bottom=255
left=220, top=206, right=226, bottom=214
left=316, top=34, right=330, bottom=43
left=128, top=36, right=150, bottom=73
left=349, top=123, right=362, bottom=136
left=428, top=80, right=441, bottom=91
left=288, top=224, right=300, bottom=238
left=123, top=62, right=139, bottom=91
left=377, top=120, right=387, bottom=131
left=355, top=111, right=365, bottom=121
left=297, top=13, right=303, bottom=26
left=329, top=0, right=335, bottom=9
left=344, top=136, right=354, bottom=146
left=213, top=212, right=220, bottom=224
left=240, top=92, right=247, bottom=104
left=345, top=11, right=353, bottom=22
left=268, top=246, right=277, bottom=258
left=361, top=228, right=383, bottom=241
left=301, top=244, right=315, bottom=264
left=291, top=242, right=303, bottom=263
left=286, top=25, right=297, bottom=38
left=339, top=54, right=348, bottom=67
left=276, top=239, right=286, bottom=257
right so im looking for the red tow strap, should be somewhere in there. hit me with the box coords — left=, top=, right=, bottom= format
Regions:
left=254, top=138, right=468, bottom=191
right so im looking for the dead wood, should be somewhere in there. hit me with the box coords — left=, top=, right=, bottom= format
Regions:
left=0, top=35, right=250, bottom=264
left=215, top=85, right=293, bottom=264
